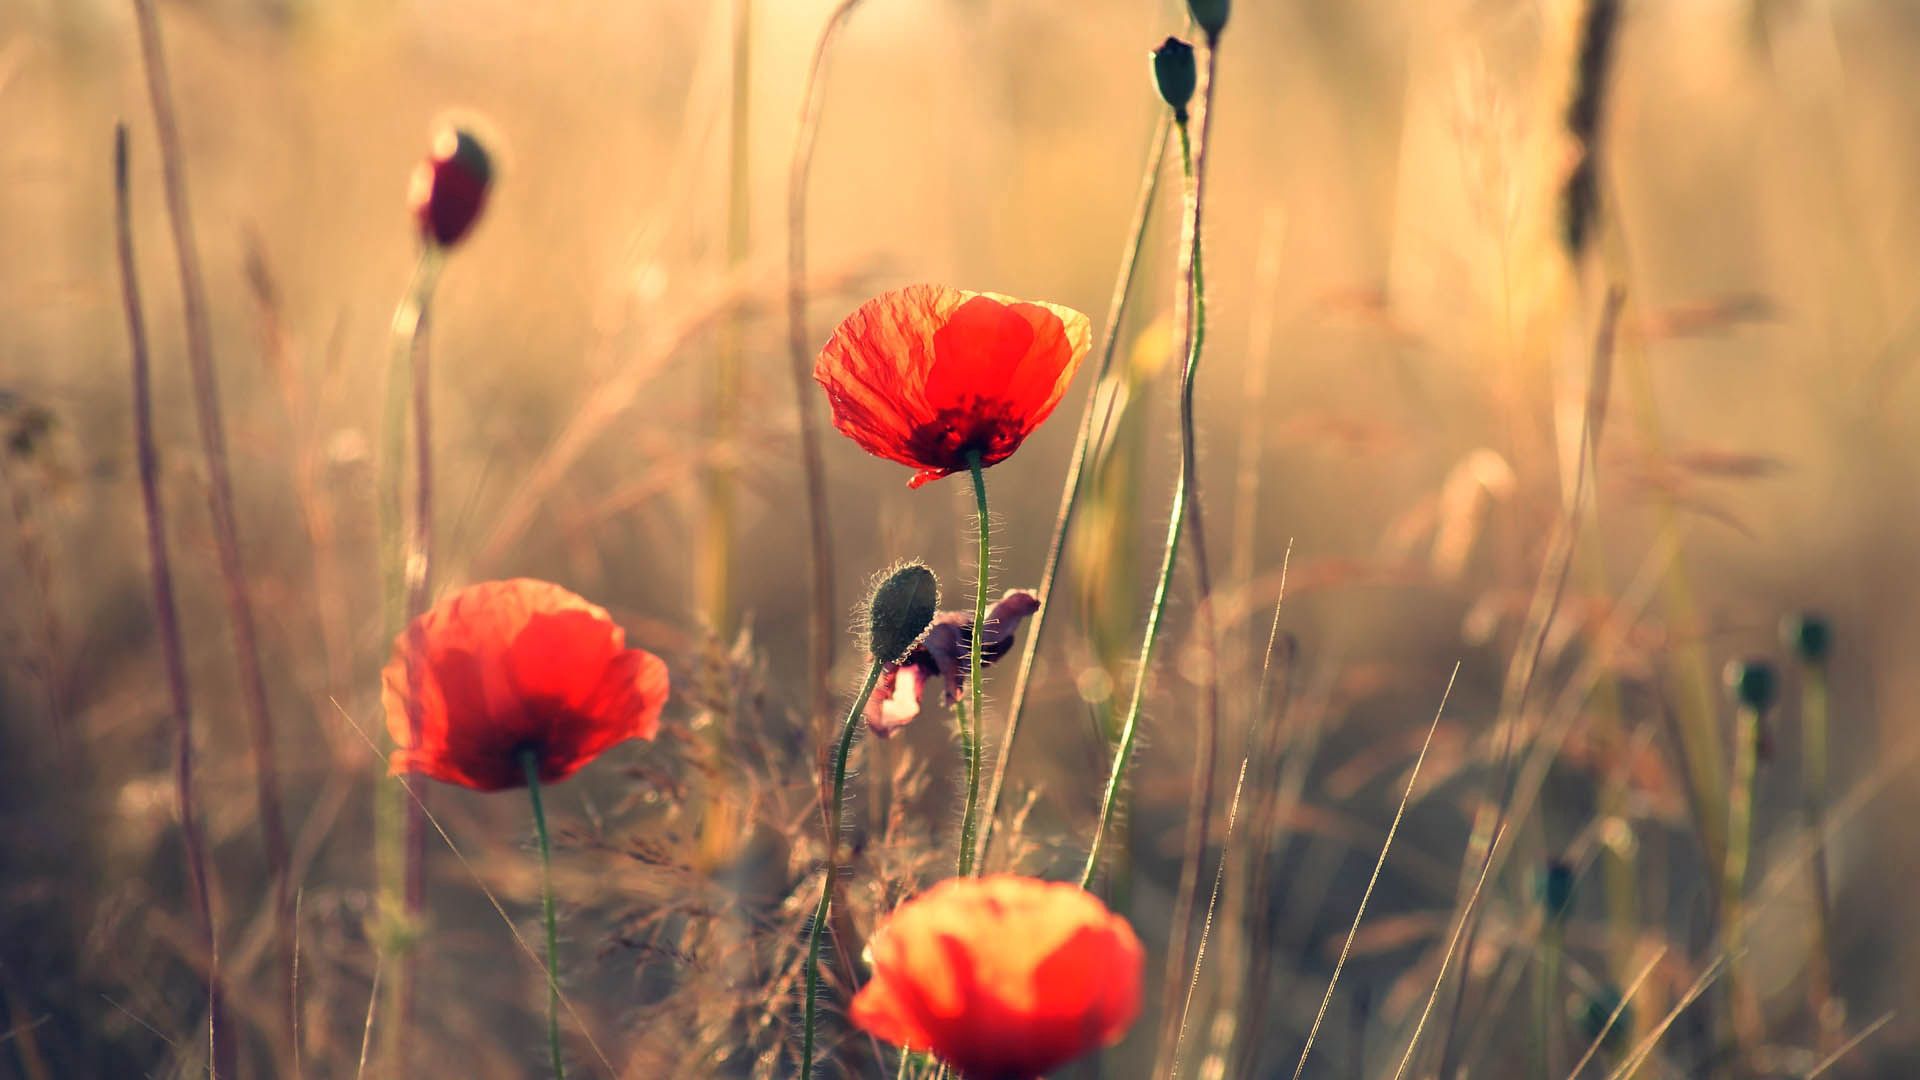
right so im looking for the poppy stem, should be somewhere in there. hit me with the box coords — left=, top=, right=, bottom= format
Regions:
left=803, top=659, right=886, bottom=1080
left=521, top=750, right=566, bottom=1080
left=956, top=453, right=990, bottom=877
left=975, top=112, right=1171, bottom=872
left=1082, top=101, right=1216, bottom=894
left=1723, top=701, right=1762, bottom=1056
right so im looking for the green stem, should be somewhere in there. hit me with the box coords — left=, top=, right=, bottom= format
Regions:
left=1081, top=116, right=1206, bottom=892
left=1723, top=701, right=1761, bottom=1056
left=956, top=454, right=990, bottom=876
left=803, top=660, right=886, bottom=1080
left=1803, top=663, right=1836, bottom=1047
left=522, top=751, right=565, bottom=1080
left=378, top=247, right=440, bottom=1071
left=975, top=113, right=1171, bottom=870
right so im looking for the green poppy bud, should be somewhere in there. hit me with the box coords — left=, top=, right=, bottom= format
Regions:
left=1782, top=612, right=1831, bottom=666
left=1152, top=38, right=1197, bottom=122
left=1187, top=0, right=1229, bottom=40
left=1724, top=657, right=1777, bottom=713
left=867, top=562, right=939, bottom=664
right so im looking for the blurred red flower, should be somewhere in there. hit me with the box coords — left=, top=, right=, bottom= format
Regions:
left=850, top=875, right=1144, bottom=1080
left=383, top=579, right=668, bottom=791
left=408, top=125, right=492, bottom=248
left=815, top=285, right=1093, bottom=488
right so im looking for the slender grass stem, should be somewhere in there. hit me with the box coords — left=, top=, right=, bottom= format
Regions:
left=1724, top=701, right=1762, bottom=1053
left=976, top=112, right=1169, bottom=870
left=378, top=248, right=441, bottom=1070
left=955, top=454, right=990, bottom=876
left=115, top=122, right=229, bottom=1079
left=803, top=660, right=886, bottom=1079
left=1801, top=659, right=1838, bottom=1049
left=787, top=1, right=860, bottom=748
left=1157, top=37, right=1227, bottom=1065
left=129, top=0, right=294, bottom=1052
left=521, top=752, right=565, bottom=1080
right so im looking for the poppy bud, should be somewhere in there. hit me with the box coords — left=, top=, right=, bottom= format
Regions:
left=1782, top=612, right=1831, bottom=666
left=1724, top=657, right=1776, bottom=713
left=408, top=125, right=492, bottom=249
left=1536, top=858, right=1575, bottom=922
left=1187, top=0, right=1229, bottom=40
left=1575, top=985, right=1630, bottom=1051
left=1152, top=38, right=1197, bottom=122
left=868, top=562, right=939, bottom=664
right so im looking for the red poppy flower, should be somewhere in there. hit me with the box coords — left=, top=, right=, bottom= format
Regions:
left=815, top=285, right=1094, bottom=488
left=383, top=579, right=668, bottom=791
left=408, top=125, right=492, bottom=248
left=850, top=875, right=1144, bottom=1080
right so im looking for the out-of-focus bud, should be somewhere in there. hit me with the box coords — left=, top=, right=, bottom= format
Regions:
left=1782, top=612, right=1831, bottom=666
left=1152, top=38, right=1197, bottom=123
left=1187, top=0, right=1229, bottom=40
left=409, top=125, right=493, bottom=249
left=1536, top=859, right=1575, bottom=922
left=1724, top=657, right=1777, bottom=713
left=867, top=562, right=939, bottom=664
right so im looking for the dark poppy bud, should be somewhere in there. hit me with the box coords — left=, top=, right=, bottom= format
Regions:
left=1782, top=613, right=1831, bottom=666
left=1152, top=38, right=1197, bottom=122
left=1724, top=658, right=1777, bottom=713
left=868, top=562, right=939, bottom=664
left=1536, top=859, right=1575, bottom=922
left=1187, top=0, right=1229, bottom=40
left=1575, top=985, right=1630, bottom=1051
left=409, top=125, right=492, bottom=249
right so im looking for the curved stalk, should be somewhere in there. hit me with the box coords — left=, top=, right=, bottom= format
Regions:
left=803, top=660, right=887, bottom=1079
left=976, top=113, right=1170, bottom=870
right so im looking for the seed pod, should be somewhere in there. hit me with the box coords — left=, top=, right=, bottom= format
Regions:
left=1152, top=38, right=1197, bottom=123
left=1782, top=612, right=1831, bottom=666
left=1187, top=0, right=1229, bottom=40
left=867, top=562, right=939, bottom=664
left=409, top=125, right=493, bottom=249
left=1724, top=657, right=1777, bottom=713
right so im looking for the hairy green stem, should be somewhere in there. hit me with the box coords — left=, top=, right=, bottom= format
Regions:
left=521, top=752, right=565, bottom=1079
left=975, top=113, right=1170, bottom=870
left=956, top=454, right=990, bottom=876
left=803, top=660, right=886, bottom=1079
left=1082, top=114, right=1209, bottom=891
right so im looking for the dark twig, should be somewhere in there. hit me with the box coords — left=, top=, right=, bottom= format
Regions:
left=115, top=121, right=231, bottom=1078
left=129, top=0, right=294, bottom=1050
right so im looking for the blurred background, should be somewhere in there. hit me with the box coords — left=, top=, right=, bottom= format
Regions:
left=3, top=0, right=1919, bottom=1075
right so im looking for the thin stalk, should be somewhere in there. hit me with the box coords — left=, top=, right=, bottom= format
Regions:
left=786, top=0, right=859, bottom=744
left=522, top=751, right=565, bottom=1080
left=976, top=112, right=1170, bottom=869
left=130, top=0, right=294, bottom=1048
left=1082, top=97, right=1221, bottom=891
left=115, top=122, right=230, bottom=1078
left=1536, top=921, right=1563, bottom=1078
left=803, top=660, right=887, bottom=1079
left=1156, top=37, right=1227, bottom=1066
left=1724, top=701, right=1762, bottom=1057
left=702, top=0, right=753, bottom=631
left=956, top=454, right=990, bottom=876
left=1802, top=661, right=1838, bottom=1051
left=378, top=249, right=440, bottom=1070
